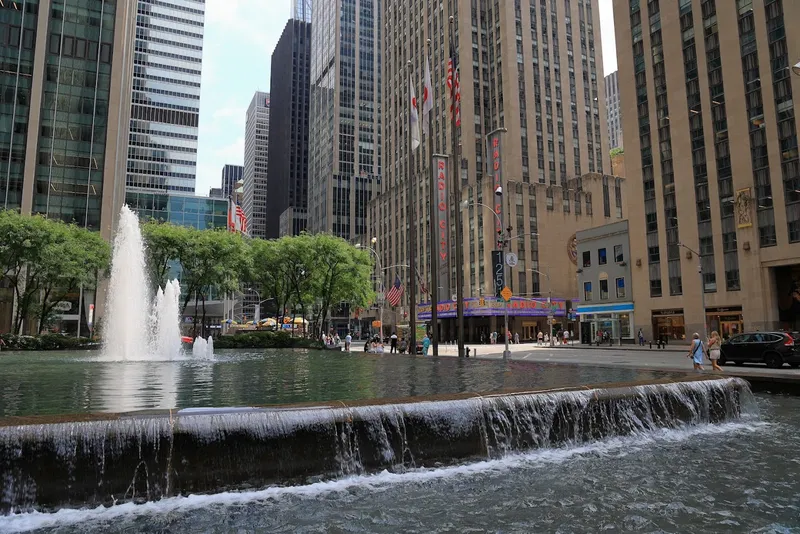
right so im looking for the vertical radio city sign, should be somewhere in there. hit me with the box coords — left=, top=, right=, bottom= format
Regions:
left=433, top=154, right=450, bottom=297
left=487, top=129, right=506, bottom=237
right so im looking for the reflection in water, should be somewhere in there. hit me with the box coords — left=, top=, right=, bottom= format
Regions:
left=0, top=350, right=697, bottom=418
left=95, top=361, right=182, bottom=413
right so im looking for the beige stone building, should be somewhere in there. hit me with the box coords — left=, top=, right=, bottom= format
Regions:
left=0, top=0, right=137, bottom=333
left=367, top=0, right=610, bottom=341
left=614, top=0, right=800, bottom=340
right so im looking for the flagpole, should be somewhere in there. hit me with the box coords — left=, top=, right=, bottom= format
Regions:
left=425, top=39, right=439, bottom=357
left=449, top=16, right=466, bottom=358
left=407, top=60, right=418, bottom=354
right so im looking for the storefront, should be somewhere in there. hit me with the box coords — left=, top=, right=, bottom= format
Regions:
left=652, top=309, right=686, bottom=341
left=706, top=306, right=744, bottom=340
left=576, top=302, right=635, bottom=343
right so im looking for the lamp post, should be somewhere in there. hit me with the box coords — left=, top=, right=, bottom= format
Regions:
left=529, top=268, right=554, bottom=346
left=792, top=61, right=800, bottom=77
left=356, top=241, right=384, bottom=341
left=246, top=287, right=262, bottom=323
left=677, top=242, right=708, bottom=342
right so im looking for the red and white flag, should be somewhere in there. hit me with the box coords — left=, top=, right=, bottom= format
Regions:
left=228, top=199, right=248, bottom=234
left=386, top=276, right=404, bottom=307
left=422, top=57, right=433, bottom=137
left=236, top=204, right=248, bottom=234
left=447, top=38, right=461, bottom=127
left=409, top=76, right=421, bottom=150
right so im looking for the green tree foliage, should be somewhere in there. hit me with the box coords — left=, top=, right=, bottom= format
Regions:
left=141, top=220, right=191, bottom=291
left=610, top=147, right=624, bottom=158
left=0, top=211, right=111, bottom=333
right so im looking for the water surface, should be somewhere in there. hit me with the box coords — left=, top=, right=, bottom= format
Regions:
left=0, top=349, right=696, bottom=417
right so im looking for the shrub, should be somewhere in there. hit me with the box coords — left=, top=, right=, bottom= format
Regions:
left=0, top=333, right=98, bottom=351
left=213, top=331, right=324, bottom=350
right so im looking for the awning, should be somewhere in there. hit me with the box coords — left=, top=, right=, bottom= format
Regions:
left=576, top=302, right=635, bottom=315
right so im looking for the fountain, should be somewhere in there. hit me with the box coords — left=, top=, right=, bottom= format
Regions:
left=103, top=206, right=210, bottom=360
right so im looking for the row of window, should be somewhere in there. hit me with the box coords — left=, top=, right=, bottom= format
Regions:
left=581, top=244, right=624, bottom=268
left=583, top=277, right=626, bottom=302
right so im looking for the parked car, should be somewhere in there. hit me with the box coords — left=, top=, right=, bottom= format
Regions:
left=719, top=332, right=800, bottom=369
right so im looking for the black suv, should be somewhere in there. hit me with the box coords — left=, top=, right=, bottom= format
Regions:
left=719, top=332, right=800, bottom=369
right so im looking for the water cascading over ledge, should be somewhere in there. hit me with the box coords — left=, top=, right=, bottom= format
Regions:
left=0, top=377, right=752, bottom=514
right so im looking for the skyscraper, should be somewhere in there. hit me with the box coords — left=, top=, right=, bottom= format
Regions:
left=221, top=164, right=243, bottom=199
left=614, top=0, right=800, bottom=338
left=308, top=0, right=381, bottom=241
left=267, top=18, right=311, bottom=238
left=125, top=0, right=204, bottom=194
left=0, top=0, right=138, bottom=331
left=243, top=92, right=270, bottom=239
left=605, top=71, right=623, bottom=149
left=370, top=0, right=609, bottom=339
left=292, top=0, right=312, bottom=22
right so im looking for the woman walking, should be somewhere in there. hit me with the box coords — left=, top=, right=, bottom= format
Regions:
left=707, top=331, right=723, bottom=371
left=687, top=332, right=705, bottom=371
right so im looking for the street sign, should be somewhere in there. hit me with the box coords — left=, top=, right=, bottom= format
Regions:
left=500, top=286, right=513, bottom=302
left=505, top=252, right=518, bottom=268
left=491, top=251, right=505, bottom=298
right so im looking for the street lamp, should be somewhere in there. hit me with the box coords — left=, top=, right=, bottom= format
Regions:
left=792, top=61, right=800, bottom=77
left=677, top=242, right=708, bottom=342
left=356, top=242, right=383, bottom=340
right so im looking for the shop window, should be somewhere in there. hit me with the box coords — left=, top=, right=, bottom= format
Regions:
left=614, top=244, right=624, bottom=263
left=600, top=279, right=609, bottom=300
left=584, top=281, right=592, bottom=301
left=598, top=248, right=607, bottom=265
left=582, top=250, right=591, bottom=267
left=616, top=277, right=626, bottom=298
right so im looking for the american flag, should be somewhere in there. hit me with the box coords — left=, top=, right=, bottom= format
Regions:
left=447, top=34, right=461, bottom=128
left=235, top=204, right=248, bottom=233
left=386, top=276, right=404, bottom=307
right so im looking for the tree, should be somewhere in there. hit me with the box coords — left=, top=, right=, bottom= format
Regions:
left=308, top=234, right=374, bottom=335
left=36, top=224, right=111, bottom=332
left=178, top=228, right=248, bottom=336
left=247, top=238, right=291, bottom=327
left=141, top=220, right=190, bottom=291
left=0, top=211, right=110, bottom=334
left=610, top=147, right=624, bottom=158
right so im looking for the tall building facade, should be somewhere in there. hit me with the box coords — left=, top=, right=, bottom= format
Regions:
left=605, top=71, right=623, bottom=149
left=243, top=91, right=270, bottom=239
left=292, top=0, right=312, bottom=22
left=371, top=0, right=608, bottom=336
left=0, top=0, right=138, bottom=331
left=221, top=164, right=243, bottom=199
left=267, top=18, right=311, bottom=238
left=126, top=0, right=204, bottom=194
left=614, top=0, right=800, bottom=339
left=308, top=0, right=381, bottom=241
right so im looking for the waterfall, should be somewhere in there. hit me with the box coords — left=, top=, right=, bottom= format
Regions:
left=0, top=377, right=752, bottom=514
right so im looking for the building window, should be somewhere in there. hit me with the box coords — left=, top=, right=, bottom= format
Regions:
left=600, top=279, right=609, bottom=300
left=582, top=250, right=591, bottom=268
left=584, top=281, right=592, bottom=301
left=616, top=277, right=626, bottom=299
left=598, top=248, right=607, bottom=265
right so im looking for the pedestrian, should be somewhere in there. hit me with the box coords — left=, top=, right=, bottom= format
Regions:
left=422, top=333, right=431, bottom=356
left=563, top=330, right=568, bottom=345
left=544, top=333, right=550, bottom=344
left=537, top=330, right=543, bottom=345
left=399, top=338, right=408, bottom=354
left=345, top=332, right=352, bottom=352
left=514, top=332, right=520, bottom=344
left=638, top=328, right=645, bottom=346
left=481, top=332, right=486, bottom=344
left=707, top=330, right=723, bottom=371
left=390, top=332, right=398, bottom=353
left=687, top=332, right=705, bottom=371
left=0, top=336, right=5, bottom=352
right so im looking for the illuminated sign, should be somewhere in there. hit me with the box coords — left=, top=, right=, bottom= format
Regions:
left=433, top=155, right=450, bottom=297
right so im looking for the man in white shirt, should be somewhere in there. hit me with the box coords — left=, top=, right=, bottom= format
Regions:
left=345, top=333, right=352, bottom=352
left=390, top=332, right=398, bottom=353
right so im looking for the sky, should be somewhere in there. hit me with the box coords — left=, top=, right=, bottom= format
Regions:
left=194, top=0, right=618, bottom=197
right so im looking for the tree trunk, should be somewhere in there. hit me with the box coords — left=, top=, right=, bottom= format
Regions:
left=192, top=291, right=199, bottom=338
left=201, top=294, right=207, bottom=338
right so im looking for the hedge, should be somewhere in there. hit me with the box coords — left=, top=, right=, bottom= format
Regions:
left=0, top=333, right=99, bottom=351
left=212, top=330, right=324, bottom=350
